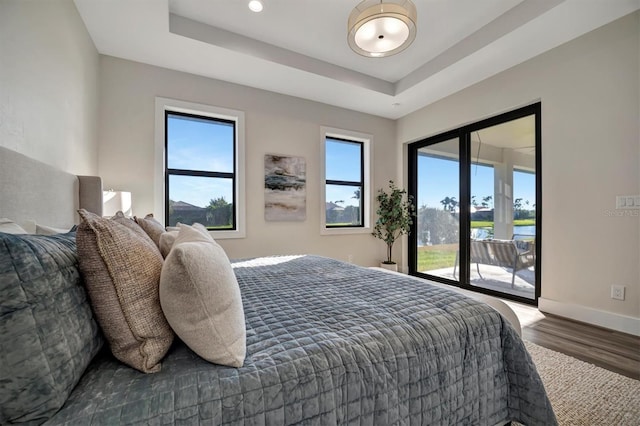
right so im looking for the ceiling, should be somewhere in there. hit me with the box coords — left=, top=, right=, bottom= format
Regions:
left=473, top=115, right=534, bottom=153
left=74, top=0, right=639, bottom=119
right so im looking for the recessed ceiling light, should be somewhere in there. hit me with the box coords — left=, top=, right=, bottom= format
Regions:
left=248, top=0, right=263, bottom=13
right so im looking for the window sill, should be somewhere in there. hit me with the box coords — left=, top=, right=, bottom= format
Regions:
left=209, top=229, right=246, bottom=239
left=320, top=226, right=371, bottom=236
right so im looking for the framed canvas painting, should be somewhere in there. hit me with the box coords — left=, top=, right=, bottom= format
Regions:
left=264, top=154, right=306, bottom=221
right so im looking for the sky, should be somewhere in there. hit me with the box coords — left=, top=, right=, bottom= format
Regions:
left=166, top=116, right=535, bottom=211
left=418, top=155, right=536, bottom=210
left=325, top=139, right=362, bottom=207
left=167, top=114, right=234, bottom=207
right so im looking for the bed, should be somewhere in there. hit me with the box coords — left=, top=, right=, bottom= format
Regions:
left=0, top=146, right=556, bottom=425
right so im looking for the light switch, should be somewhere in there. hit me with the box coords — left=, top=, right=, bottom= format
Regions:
left=617, top=195, right=640, bottom=209
left=617, top=196, right=626, bottom=208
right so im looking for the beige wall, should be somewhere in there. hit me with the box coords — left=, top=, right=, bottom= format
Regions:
left=98, top=56, right=397, bottom=265
left=0, top=0, right=99, bottom=175
left=398, top=13, right=640, bottom=324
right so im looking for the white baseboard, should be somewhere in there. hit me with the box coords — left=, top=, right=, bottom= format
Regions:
left=538, top=298, right=640, bottom=336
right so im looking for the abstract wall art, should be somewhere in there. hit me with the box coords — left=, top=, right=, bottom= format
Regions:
left=264, top=154, right=306, bottom=221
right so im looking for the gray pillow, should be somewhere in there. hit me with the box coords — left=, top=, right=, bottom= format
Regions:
left=0, top=231, right=103, bottom=424
left=135, top=214, right=166, bottom=247
left=160, top=223, right=246, bottom=367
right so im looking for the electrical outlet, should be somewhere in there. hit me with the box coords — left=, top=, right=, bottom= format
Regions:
left=611, top=285, right=625, bottom=301
left=347, top=254, right=353, bottom=264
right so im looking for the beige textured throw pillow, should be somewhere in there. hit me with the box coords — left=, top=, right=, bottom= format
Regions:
left=110, top=211, right=149, bottom=238
left=135, top=214, right=166, bottom=247
left=76, top=209, right=173, bottom=373
left=160, top=223, right=246, bottom=367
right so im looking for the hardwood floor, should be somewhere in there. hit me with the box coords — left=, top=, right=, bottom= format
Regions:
left=503, top=301, right=640, bottom=380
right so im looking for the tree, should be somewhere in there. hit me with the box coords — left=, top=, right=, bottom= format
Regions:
left=450, top=197, right=459, bottom=212
left=514, top=198, right=523, bottom=211
left=350, top=189, right=361, bottom=224
left=524, top=200, right=533, bottom=219
left=514, top=198, right=523, bottom=219
left=206, top=197, right=232, bottom=227
left=471, top=195, right=478, bottom=207
left=440, top=196, right=458, bottom=212
left=417, top=206, right=459, bottom=246
left=482, top=195, right=493, bottom=209
left=440, top=196, right=451, bottom=211
left=372, top=181, right=415, bottom=264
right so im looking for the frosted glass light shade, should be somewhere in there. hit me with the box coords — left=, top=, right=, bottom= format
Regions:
left=248, top=0, right=263, bottom=12
left=103, top=190, right=132, bottom=217
left=348, top=0, right=417, bottom=57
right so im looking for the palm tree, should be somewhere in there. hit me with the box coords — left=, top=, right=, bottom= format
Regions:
left=450, top=197, right=458, bottom=212
left=440, top=196, right=453, bottom=211
left=351, top=189, right=361, bottom=224
left=514, top=198, right=523, bottom=211
left=440, top=196, right=458, bottom=212
left=514, top=198, right=523, bottom=219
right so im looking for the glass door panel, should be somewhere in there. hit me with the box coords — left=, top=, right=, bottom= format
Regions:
left=469, top=115, right=537, bottom=300
left=415, top=138, right=460, bottom=281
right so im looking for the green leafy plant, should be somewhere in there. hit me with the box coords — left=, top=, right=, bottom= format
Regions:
left=372, top=180, right=416, bottom=264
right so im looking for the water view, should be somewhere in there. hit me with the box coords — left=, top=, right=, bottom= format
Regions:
left=473, top=225, right=536, bottom=241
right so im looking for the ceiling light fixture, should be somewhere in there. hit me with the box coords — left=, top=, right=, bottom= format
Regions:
left=248, top=0, right=263, bottom=13
left=348, top=0, right=417, bottom=58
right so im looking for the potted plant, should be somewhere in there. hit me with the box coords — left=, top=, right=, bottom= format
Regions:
left=372, top=180, right=415, bottom=271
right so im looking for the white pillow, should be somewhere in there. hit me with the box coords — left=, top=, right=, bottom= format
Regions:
left=159, top=223, right=246, bottom=367
left=36, top=223, right=70, bottom=235
left=19, top=220, right=37, bottom=234
left=0, top=218, right=28, bottom=234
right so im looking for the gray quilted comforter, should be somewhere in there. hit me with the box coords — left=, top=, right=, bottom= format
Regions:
left=48, top=255, right=556, bottom=425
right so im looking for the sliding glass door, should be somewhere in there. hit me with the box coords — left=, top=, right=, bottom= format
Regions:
left=413, top=136, right=460, bottom=282
left=408, top=103, right=541, bottom=305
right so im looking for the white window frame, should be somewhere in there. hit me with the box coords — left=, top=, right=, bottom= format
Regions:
left=320, top=126, right=372, bottom=235
left=155, top=97, right=246, bottom=239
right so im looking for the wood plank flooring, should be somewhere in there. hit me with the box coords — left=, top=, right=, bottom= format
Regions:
left=504, top=301, right=640, bottom=380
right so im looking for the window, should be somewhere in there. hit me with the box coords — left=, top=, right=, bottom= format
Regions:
left=155, top=98, right=245, bottom=239
left=321, top=127, right=371, bottom=234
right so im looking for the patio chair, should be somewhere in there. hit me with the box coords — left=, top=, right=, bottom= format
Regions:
left=454, top=239, right=535, bottom=287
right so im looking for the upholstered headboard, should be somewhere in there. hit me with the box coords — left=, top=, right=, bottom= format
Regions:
left=0, top=146, right=103, bottom=228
